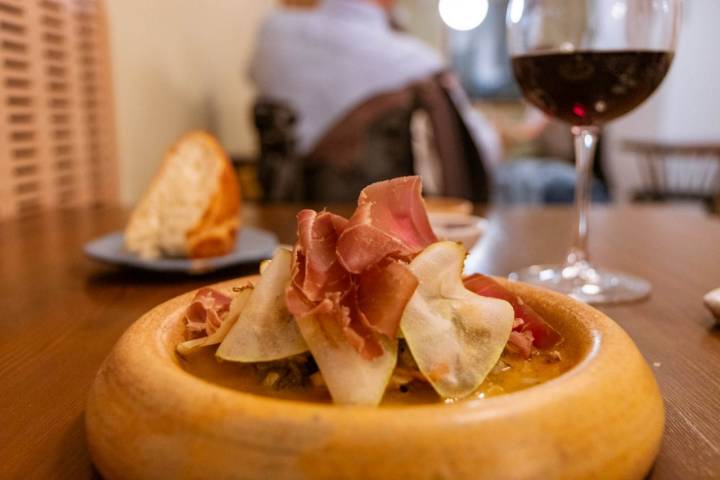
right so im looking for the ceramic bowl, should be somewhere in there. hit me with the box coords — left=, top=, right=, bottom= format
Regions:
left=428, top=212, right=488, bottom=250
left=86, top=278, right=664, bottom=480
left=423, top=196, right=474, bottom=214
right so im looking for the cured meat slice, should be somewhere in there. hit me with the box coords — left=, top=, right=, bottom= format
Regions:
left=184, top=288, right=232, bottom=338
left=463, top=274, right=561, bottom=356
left=337, top=176, right=437, bottom=274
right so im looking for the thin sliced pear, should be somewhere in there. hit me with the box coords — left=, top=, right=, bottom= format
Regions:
left=176, top=286, right=253, bottom=357
left=295, top=314, right=397, bottom=406
left=401, top=241, right=514, bottom=399
left=217, top=248, right=308, bottom=362
left=259, top=259, right=271, bottom=275
left=259, top=245, right=292, bottom=275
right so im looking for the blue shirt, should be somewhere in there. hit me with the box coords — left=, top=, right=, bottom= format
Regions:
left=249, top=0, right=444, bottom=154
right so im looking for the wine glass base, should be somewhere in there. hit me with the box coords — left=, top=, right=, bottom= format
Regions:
left=508, top=262, right=651, bottom=305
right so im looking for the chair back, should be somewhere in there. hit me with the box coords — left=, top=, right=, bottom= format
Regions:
left=624, top=140, right=720, bottom=212
left=254, top=91, right=417, bottom=203
left=253, top=75, right=491, bottom=203
left=0, top=0, right=118, bottom=219
left=253, top=99, right=302, bottom=201
left=303, top=88, right=417, bottom=202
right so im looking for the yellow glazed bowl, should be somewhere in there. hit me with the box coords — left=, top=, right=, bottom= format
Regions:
left=86, top=278, right=664, bottom=480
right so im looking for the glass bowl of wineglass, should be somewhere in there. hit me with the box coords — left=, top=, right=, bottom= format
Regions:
left=506, top=0, right=682, bottom=304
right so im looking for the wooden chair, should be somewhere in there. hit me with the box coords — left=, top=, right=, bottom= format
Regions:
left=623, top=140, right=720, bottom=213
left=0, top=0, right=118, bottom=219
left=280, top=0, right=319, bottom=8
left=253, top=75, right=490, bottom=203
left=253, top=100, right=303, bottom=202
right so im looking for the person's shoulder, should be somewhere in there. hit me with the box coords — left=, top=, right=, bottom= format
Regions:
left=382, top=30, right=444, bottom=69
left=257, top=8, right=312, bottom=39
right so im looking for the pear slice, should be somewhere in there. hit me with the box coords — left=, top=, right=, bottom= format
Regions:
left=217, top=248, right=308, bottom=362
left=401, top=241, right=514, bottom=399
left=259, top=258, right=271, bottom=275
left=176, top=286, right=253, bottom=357
left=295, top=314, right=397, bottom=406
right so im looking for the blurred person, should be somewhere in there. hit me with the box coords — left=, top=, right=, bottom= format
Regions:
left=249, top=0, right=501, bottom=202
left=492, top=106, right=608, bottom=204
left=446, top=0, right=608, bottom=205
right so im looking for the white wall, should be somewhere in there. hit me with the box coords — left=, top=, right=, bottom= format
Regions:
left=107, top=0, right=274, bottom=204
left=605, top=0, right=720, bottom=200
left=396, top=0, right=446, bottom=55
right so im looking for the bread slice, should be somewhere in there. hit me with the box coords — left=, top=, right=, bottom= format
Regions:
left=124, top=131, right=241, bottom=259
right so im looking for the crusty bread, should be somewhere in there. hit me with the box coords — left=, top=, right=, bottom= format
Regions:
left=124, top=131, right=241, bottom=259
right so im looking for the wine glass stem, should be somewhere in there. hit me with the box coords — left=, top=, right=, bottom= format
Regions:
left=566, top=126, right=600, bottom=267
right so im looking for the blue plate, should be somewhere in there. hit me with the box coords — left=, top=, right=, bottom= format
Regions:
left=84, top=227, right=278, bottom=274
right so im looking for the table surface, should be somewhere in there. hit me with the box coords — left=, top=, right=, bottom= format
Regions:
left=1, top=204, right=719, bottom=479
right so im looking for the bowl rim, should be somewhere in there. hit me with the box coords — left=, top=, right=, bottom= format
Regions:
left=88, top=276, right=664, bottom=480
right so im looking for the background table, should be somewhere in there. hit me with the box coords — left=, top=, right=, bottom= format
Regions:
left=1, top=204, right=719, bottom=479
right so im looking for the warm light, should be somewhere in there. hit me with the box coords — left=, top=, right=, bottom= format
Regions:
left=508, top=0, right=525, bottom=24
left=438, top=0, right=489, bottom=32
left=611, top=2, right=627, bottom=19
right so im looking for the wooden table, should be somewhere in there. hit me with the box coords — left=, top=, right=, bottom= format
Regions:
left=1, top=204, right=719, bottom=479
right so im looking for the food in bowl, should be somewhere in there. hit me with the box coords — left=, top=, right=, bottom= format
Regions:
left=175, top=176, right=568, bottom=406
left=86, top=197, right=664, bottom=480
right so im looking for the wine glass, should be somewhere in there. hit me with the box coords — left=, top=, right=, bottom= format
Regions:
left=505, top=0, right=681, bottom=304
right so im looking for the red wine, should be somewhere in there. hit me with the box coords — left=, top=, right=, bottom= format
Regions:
left=512, top=50, right=673, bottom=126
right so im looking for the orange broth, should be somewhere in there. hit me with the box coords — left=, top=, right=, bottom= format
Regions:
left=179, top=343, right=573, bottom=405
